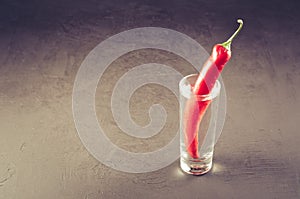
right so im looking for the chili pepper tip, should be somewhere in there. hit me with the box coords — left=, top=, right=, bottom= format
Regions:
left=221, top=19, right=244, bottom=50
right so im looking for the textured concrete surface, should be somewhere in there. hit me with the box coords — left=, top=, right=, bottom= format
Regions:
left=0, top=0, right=300, bottom=198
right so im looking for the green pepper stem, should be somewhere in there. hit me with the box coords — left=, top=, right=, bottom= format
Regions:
left=222, top=19, right=244, bottom=50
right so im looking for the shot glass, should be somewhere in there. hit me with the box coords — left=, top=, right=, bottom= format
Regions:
left=179, top=74, right=221, bottom=175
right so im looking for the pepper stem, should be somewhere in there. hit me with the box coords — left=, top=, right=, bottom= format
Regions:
left=222, top=19, right=244, bottom=50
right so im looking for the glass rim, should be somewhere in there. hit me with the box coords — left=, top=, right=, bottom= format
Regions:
left=179, top=73, right=221, bottom=101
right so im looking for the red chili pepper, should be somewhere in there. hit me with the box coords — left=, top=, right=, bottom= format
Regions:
left=184, top=19, right=243, bottom=159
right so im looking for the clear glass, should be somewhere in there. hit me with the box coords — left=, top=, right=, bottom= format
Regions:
left=179, top=74, right=221, bottom=175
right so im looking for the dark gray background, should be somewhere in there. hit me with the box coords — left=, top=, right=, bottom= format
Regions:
left=0, top=0, right=299, bottom=198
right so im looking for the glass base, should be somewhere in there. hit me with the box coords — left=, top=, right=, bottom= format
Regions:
left=180, top=155, right=213, bottom=175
